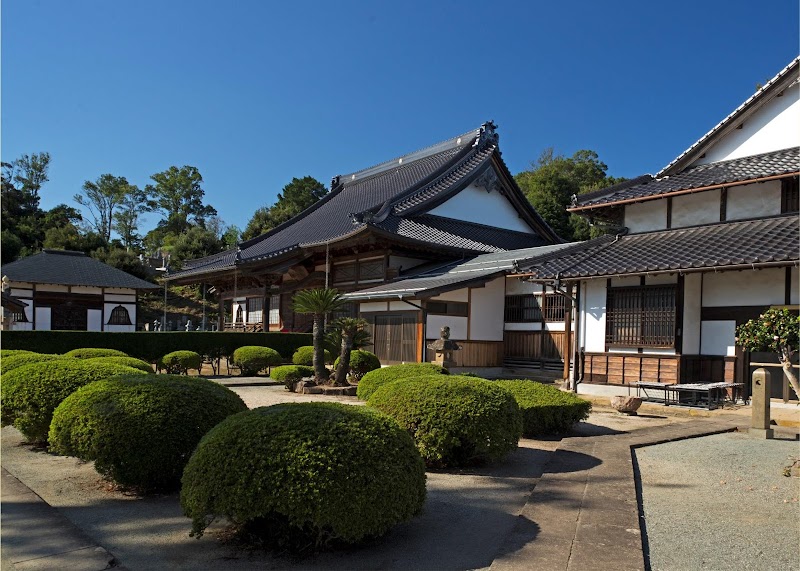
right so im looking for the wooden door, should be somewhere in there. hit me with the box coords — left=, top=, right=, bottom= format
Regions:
left=370, top=314, right=418, bottom=365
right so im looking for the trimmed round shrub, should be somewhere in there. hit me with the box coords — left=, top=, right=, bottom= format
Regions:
left=180, top=403, right=426, bottom=549
left=85, top=356, right=155, bottom=374
left=1, top=352, right=66, bottom=374
left=493, top=380, right=592, bottom=436
left=0, top=361, right=148, bottom=443
left=333, top=350, right=380, bottom=383
left=357, top=363, right=448, bottom=401
left=0, top=349, right=35, bottom=359
left=368, top=375, right=522, bottom=468
left=49, top=375, right=248, bottom=491
left=270, top=365, right=314, bottom=390
left=292, top=345, right=333, bottom=366
left=232, top=346, right=282, bottom=376
left=161, top=350, right=202, bottom=375
left=64, top=348, right=129, bottom=359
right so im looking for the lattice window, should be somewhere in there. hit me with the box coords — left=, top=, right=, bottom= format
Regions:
left=107, top=305, right=132, bottom=325
left=247, top=297, right=263, bottom=324
left=782, top=176, right=799, bottom=213
left=268, top=294, right=281, bottom=325
left=505, top=293, right=565, bottom=323
left=426, top=301, right=468, bottom=317
left=358, top=259, right=385, bottom=282
left=332, top=302, right=357, bottom=320
left=332, top=262, right=356, bottom=284
left=606, top=285, right=676, bottom=347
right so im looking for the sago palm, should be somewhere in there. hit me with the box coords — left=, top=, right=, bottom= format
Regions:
left=330, top=317, right=369, bottom=386
left=292, top=288, right=345, bottom=383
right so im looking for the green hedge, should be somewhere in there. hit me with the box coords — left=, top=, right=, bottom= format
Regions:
left=2, top=331, right=312, bottom=363
left=1, top=361, right=148, bottom=443
left=270, top=365, right=314, bottom=390
left=493, top=381, right=592, bottom=436
left=180, top=403, right=426, bottom=549
left=0, top=349, right=35, bottom=358
left=357, top=363, right=448, bottom=400
left=85, top=356, right=155, bottom=374
left=333, top=350, right=381, bottom=382
left=161, top=351, right=202, bottom=375
left=292, top=346, right=333, bottom=366
left=367, top=375, right=521, bottom=468
left=233, top=346, right=282, bottom=376
left=64, top=348, right=129, bottom=359
left=50, top=375, right=247, bottom=491
left=1, top=353, right=66, bottom=374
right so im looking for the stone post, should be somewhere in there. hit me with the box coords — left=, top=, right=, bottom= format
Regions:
left=749, top=368, right=774, bottom=439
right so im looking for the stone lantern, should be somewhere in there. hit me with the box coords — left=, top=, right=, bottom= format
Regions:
left=427, top=326, right=461, bottom=369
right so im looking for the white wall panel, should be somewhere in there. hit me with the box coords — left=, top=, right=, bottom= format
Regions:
left=428, top=181, right=533, bottom=233
left=792, top=267, right=799, bottom=304
left=87, top=309, right=103, bottom=331
left=682, top=273, right=702, bottom=354
left=36, top=284, right=69, bottom=293
left=726, top=181, right=782, bottom=220
left=504, top=322, right=543, bottom=331
left=582, top=279, right=607, bottom=352
left=35, top=307, right=51, bottom=331
left=427, top=315, right=467, bottom=340
left=702, top=268, right=785, bottom=307
left=505, top=279, right=543, bottom=295
left=468, top=278, right=504, bottom=341
left=700, top=320, right=737, bottom=356
left=624, top=200, right=667, bottom=233
left=671, top=190, right=721, bottom=228
left=645, top=274, right=678, bottom=285
left=359, top=302, right=389, bottom=312
left=72, top=286, right=103, bottom=295
left=104, top=294, right=137, bottom=303
left=429, top=289, right=468, bottom=303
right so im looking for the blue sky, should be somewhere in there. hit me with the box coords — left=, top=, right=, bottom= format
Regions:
left=2, top=0, right=798, bottom=238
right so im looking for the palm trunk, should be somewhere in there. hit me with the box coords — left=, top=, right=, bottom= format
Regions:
left=334, top=332, right=354, bottom=386
left=780, top=347, right=800, bottom=401
left=312, top=314, right=326, bottom=383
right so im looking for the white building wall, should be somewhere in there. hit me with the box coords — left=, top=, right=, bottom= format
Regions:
left=22, top=302, right=34, bottom=324
left=427, top=180, right=533, bottom=233
left=88, top=309, right=103, bottom=332
left=35, top=284, right=69, bottom=293
left=726, top=180, right=782, bottom=220
left=504, top=322, right=543, bottom=331
left=505, top=279, right=544, bottom=295
left=428, top=289, right=468, bottom=303
left=695, top=83, right=800, bottom=165
left=468, top=277, right=504, bottom=341
left=359, top=302, right=389, bottom=312
left=624, top=200, right=667, bottom=233
left=671, top=190, right=721, bottom=228
left=582, top=279, right=607, bottom=352
left=702, top=268, right=785, bottom=306
left=103, top=303, right=136, bottom=331
left=682, top=273, right=702, bottom=355
left=792, top=267, right=799, bottom=304
left=72, top=286, right=103, bottom=295
left=427, top=315, right=467, bottom=340
left=700, top=321, right=737, bottom=356
left=34, top=307, right=51, bottom=331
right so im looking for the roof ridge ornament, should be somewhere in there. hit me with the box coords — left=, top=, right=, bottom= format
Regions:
left=474, top=167, right=501, bottom=194
left=474, top=121, right=499, bottom=151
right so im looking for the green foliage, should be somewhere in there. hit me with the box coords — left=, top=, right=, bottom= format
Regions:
left=64, top=348, right=129, bottom=359
left=2, top=331, right=311, bottom=364
left=146, top=165, right=217, bottom=235
left=232, top=346, right=282, bottom=376
left=293, top=346, right=332, bottom=366
left=180, top=403, right=426, bottom=548
left=162, top=225, right=226, bottom=270
left=292, top=288, right=346, bottom=383
left=90, top=247, right=153, bottom=281
left=333, top=349, right=380, bottom=383
left=85, top=356, right=155, bottom=374
left=357, top=363, right=448, bottom=401
left=241, top=176, right=328, bottom=240
left=736, top=308, right=800, bottom=400
left=161, top=350, right=202, bottom=374
left=0, top=350, right=35, bottom=358
left=367, top=375, right=522, bottom=468
left=1, top=352, right=65, bottom=374
left=270, top=365, right=314, bottom=390
left=0, top=360, right=147, bottom=443
left=50, top=375, right=247, bottom=491
left=493, top=381, right=591, bottom=436
left=74, top=174, right=134, bottom=243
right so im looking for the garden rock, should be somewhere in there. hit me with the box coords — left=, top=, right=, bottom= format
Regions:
left=610, top=395, right=643, bottom=415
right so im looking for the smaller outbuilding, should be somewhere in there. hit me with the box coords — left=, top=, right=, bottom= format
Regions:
left=1, top=249, right=159, bottom=332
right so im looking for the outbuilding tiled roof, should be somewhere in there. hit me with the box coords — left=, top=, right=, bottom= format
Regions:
left=1, top=250, right=159, bottom=289
left=573, top=147, right=800, bottom=210
left=514, top=215, right=799, bottom=279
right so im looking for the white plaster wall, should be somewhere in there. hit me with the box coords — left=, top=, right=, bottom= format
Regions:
left=700, top=320, right=737, bottom=356
left=608, top=347, right=639, bottom=354
left=104, top=303, right=136, bottom=325
left=582, top=279, right=606, bottom=352
left=359, top=302, right=389, bottom=312
left=36, top=284, right=69, bottom=293
left=544, top=322, right=566, bottom=332
left=9, top=282, right=34, bottom=289
left=429, top=289, right=468, bottom=303
left=390, top=300, right=419, bottom=312
left=611, top=276, right=640, bottom=287
left=104, top=294, right=137, bottom=303
left=505, top=279, right=543, bottom=295
left=682, top=273, right=702, bottom=355
left=696, top=83, right=800, bottom=165
left=468, top=278, right=504, bottom=341
left=35, top=307, right=51, bottom=331
left=11, top=322, right=33, bottom=331
left=726, top=180, right=782, bottom=220
left=504, top=322, right=543, bottom=331
left=10, top=288, right=33, bottom=298
left=427, top=180, right=533, bottom=233
left=105, top=288, right=135, bottom=295
left=88, top=309, right=103, bottom=332
left=671, top=190, right=721, bottom=228
left=72, top=286, right=103, bottom=295
left=792, top=267, right=799, bottom=304
left=645, top=274, right=678, bottom=285
left=427, top=315, right=467, bottom=340
left=702, top=268, right=785, bottom=307
left=640, top=348, right=677, bottom=355
left=624, top=200, right=667, bottom=233
left=22, top=303, right=34, bottom=324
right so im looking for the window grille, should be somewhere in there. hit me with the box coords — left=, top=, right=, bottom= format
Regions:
left=247, top=297, right=263, bottom=324
left=332, top=262, right=357, bottom=284
left=781, top=176, right=799, bottom=213
left=504, top=294, right=566, bottom=323
left=11, top=310, right=27, bottom=323
left=426, top=301, right=468, bottom=317
left=332, top=301, right=357, bottom=320
left=268, top=294, right=281, bottom=325
left=605, top=285, right=676, bottom=347
left=107, top=305, right=132, bottom=325
left=358, top=259, right=384, bottom=282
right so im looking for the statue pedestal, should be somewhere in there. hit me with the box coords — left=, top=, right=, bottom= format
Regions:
left=432, top=351, right=456, bottom=370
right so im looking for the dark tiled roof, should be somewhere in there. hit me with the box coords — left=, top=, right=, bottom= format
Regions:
left=1, top=250, right=159, bottom=289
left=515, top=215, right=799, bottom=279
left=1, top=292, right=27, bottom=311
left=574, top=147, right=800, bottom=210
left=345, top=243, right=574, bottom=300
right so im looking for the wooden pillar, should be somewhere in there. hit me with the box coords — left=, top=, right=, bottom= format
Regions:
left=562, top=283, right=573, bottom=382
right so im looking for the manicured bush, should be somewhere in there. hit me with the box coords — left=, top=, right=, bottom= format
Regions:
left=367, top=375, right=522, bottom=468
left=232, top=346, right=282, bottom=376
left=64, top=348, right=129, bottom=359
left=85, top=356, right=155, bottom=374
left=333, top=350, right=380, bottom=383
left=493, top=380, right=592, bottom=436
left=50, top=375, right=248, bottom=491
left=161, top=350, right=202, bottom=375
left=0, top=360, right=148, bottom=443
left=0, top=349, right=35, bottom=359
left=180, top=403, right=426, bottom=549
left=1, top=352, right=65, bottom=374
left=270, top=365, right=314, bottom=390
left=357, top=363, right=448, bottom=401
left=292, top=345, right=333, bottom=366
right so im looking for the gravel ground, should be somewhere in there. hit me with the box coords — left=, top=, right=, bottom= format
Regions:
left=635, top=432, right=800, bottom=571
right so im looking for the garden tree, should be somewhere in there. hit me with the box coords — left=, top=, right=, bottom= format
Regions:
left=292, top=288, right=346, bottom=383
left=1, top=153, right=51, bottom=255
left=42, top=204, right=82, bottom=229
left=515, top=149, right=625, bottom=242
left=91, top=247, right=153, bottom=281
left=160, top=225, right=226, bottom=269
left=113, top=186, right=154, bottom=251
left=206, top=215, right=241, bottom=249
left=736, top=308, right=799, bottom=400
left=43, top=225, right=105, bottom=253
left=330, top=317, right=370, bottom=386
left=74, top=174, right=138, bottom=243
left=242, top=176, right=327, bottom=240
left=146, top=165, right=216, bottom=235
